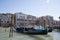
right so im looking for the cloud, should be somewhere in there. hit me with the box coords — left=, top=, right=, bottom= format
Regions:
left=46, top=0, right=50, bottom=3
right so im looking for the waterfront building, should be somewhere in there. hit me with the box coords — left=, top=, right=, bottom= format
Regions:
left=15, top=12, right=37, bottom=27
left=0, top=13, right=14, bottom=27
left=0, top=12, right=56, bottom=28
left=37, top=15, right=53, bottom=27
left=53, top=20, right=60, bottom=27
left=27, top=15, right=37, bottom=26
left=15, top=12, right=28, bottom=27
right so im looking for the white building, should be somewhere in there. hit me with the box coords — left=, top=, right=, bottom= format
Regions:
left=15, top=12, right=37, bottom=27
left=15, top=12, right=28, bottom=27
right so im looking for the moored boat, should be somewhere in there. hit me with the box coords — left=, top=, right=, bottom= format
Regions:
left=14, top=26, right=48, bottom=35
left=47, top=28, right=52, bottom=32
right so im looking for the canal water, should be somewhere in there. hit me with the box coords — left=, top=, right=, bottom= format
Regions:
left=0, top=27, right=60, bottom=40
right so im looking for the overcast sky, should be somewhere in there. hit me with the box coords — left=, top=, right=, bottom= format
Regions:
left=0, top=0, right=60, bottom=20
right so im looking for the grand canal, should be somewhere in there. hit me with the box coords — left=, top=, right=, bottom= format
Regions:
left=0, top=27, right=60, bottom=40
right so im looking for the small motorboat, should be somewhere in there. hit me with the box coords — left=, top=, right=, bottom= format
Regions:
left=14, top=26, right=48, bottom=35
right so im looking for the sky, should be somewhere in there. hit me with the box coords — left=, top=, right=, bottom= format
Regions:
left=0, top=0, right=60, bottom=20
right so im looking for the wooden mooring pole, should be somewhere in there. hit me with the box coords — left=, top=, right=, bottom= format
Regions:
left=9, top=26, right=13, bottom=38
left=9, top=14, right=14, bottom=38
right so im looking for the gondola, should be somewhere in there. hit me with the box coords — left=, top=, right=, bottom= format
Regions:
left=14, top=26, right=48, bottom=35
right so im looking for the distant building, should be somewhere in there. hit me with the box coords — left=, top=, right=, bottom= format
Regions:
left=53, top=20, right=60, bottom=27
left=15, top=12, right=37, bottom=27
left=0, top=13, right=14, bottom=27
left=15, top=12, right=27, bottom=27
left=45, top=15, right=53, bottom=27
left=27, top=15, right=37, bottom=26
left=0, top=12, right=56, bottom=28
left=38, top=15, right=53, bottom=27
